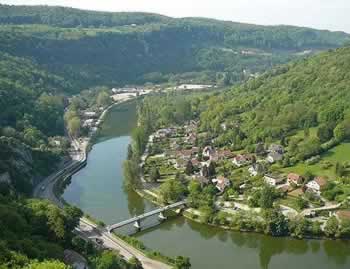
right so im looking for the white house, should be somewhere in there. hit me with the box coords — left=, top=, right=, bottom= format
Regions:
left=266, top=152, right=283, bottom=163
left=264, top=174, right=285, bottom=186
left=248, top=166, right=258, bottom=176
left=203, top=146, right=215, bottom=158
left=306, top=177, right=327, bottom=194
left=83, top=111, right=97, bottom=118
left=83, top=119, right=95, bottom=128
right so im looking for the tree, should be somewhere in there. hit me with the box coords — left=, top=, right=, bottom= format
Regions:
left=123, top=160, right=141, bottom=189
left=67, top=116, right=81, bottom=137
left=334, top=122, right=346, bottom=142
left=129, top=257, right=143, bottom=269
left=71, top=236, right=86, bottom=253
left=23, top=260, right=71, bottom=269
left=289, top=217, right=309, bottom=239
left=255, top=143, right=265, bottom=155
left=198, top=205, right=214, bottom=224
left=201, top=165, right=209, bottom=178
left=335, top=162, right=345, bottom=177
left=185, top=160, right=194, bottom=175
left=295, top=196, right=308, bottom=210
left=208, top=161, right=216, bottom=178
left=23, top=127, right=45, bottom=147
left=264, top=208, right=289, bottom=236
left=175, top=256, right=191, bottom=269
left=127, top=144, right=134, bottom=160
left=259, top=185, right=276, bottom=209
left=317, top=124, right=333, bottom=143
left=311, top=221, right=322, bottom=236
left=132, top=127, right=147, bottom=157
left=96, top=90, right=111, bottom=107
left=339, top=219, right=350, bottom=238
left=94, top=251, right=122, bottom=269
left=324, top=216, right=340, bottom=238
left=64, top=205, right=83, bottom=231
left=149, top=166, right=161, bottom=182
left=159, top=179, right=185, bottom=204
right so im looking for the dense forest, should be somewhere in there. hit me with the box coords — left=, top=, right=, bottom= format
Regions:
left=0, top=5, right=349, bottom=88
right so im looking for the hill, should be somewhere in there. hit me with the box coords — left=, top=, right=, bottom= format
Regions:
left=200, top=47, right=350, bottom=164
left=0, top=5, right=349, bottom=89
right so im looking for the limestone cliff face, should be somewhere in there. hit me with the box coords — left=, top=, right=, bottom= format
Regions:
left=0, top=136, right=34, bottom=192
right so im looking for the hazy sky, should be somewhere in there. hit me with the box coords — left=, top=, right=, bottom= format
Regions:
left=2, top=0, right=350, bottom=33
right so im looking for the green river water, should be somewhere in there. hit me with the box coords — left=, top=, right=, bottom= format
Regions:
left=63, top=101, right=350, bottom=269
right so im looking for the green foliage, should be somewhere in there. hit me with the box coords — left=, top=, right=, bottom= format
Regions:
left=23, top=260, right=71, bottom=269
left=263, top=208, right=289, bottom=236
left=0, top=5, right=348, bottom=88
left=149, top=166, right=161, bottom=182
left=174, top=256, right=191, bottom=269
left=324, top=216, right=340, bottom=238
left=159, top=178, right=186, bottom=204
left=249, top=185, right=278, bottom=209
left=123, top=159, right=141, bottom=189
left=0, top=196, right=82, bottom=268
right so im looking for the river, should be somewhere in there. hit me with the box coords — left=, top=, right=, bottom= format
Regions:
left=63, top=100, right=350, bottom=269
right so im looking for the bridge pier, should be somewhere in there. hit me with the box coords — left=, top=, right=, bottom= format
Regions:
left=134, top=219, right=141, bottom=229
left=158, top=211, right=167, bottom=220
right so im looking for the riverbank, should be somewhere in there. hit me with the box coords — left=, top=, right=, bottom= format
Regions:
left=34, top=98, right=175, bottom=269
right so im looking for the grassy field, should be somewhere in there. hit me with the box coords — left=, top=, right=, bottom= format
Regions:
left=290, top=127, right=318, bottom=140
left=281, top=142, right=350, bottom=179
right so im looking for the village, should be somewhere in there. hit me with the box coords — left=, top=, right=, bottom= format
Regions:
left=141, top=120, right=350, bottom=234
left=79, top=84, right=215, bottom=137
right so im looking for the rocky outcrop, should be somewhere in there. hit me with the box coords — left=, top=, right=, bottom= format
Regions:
left=0, top=136, right=34, bottom=192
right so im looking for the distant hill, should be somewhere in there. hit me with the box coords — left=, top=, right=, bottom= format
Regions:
left=0, top=5, right=349, bottom=89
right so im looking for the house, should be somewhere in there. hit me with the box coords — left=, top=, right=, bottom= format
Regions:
left=190, top=158, right=201, bottom=169
left=155, top=128, right=174, bottom=139
left=287, top=173, right=303, bottom=186
left=268, top=144, right=284, bottom=154
left=203, top=146, right=215, bottom=158
left=266, top=152, right=283, bottom=163
left=232, top=154, right=253, bottom=167
left=175, top=150, right=193, bottom=161
left=264, top=174, right=285, bottom=186
left=185, top=133, right=197, bottom=144
left=83, top=119, right=95, bottom=128
left=248, top=163, right=265, bottom=176
left=306, top=176, right=327, bottom=194
left=83, top=111, right=97, bottom=118
left=212, top=176, right=231, bottom=192
left=216, top=150, right=234, bottom=160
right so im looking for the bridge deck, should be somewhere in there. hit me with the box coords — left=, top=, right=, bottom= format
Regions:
left=108, top=200, right=186, bottom=231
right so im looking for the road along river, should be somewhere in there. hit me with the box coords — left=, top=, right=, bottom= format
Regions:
left=63, top=100, right=350, bottom=269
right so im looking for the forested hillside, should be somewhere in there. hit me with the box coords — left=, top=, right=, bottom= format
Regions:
left=200, top=47, right=350, bottom=161
left=0, top=5, right=349, bottom=89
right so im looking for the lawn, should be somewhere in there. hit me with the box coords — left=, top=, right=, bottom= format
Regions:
left=291, top=127, right=318, bottom=140
left=281, top=142, right=350, bottom=179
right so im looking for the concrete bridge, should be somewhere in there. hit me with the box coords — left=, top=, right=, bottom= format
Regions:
left=107, top=200, right=187, bottom=232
